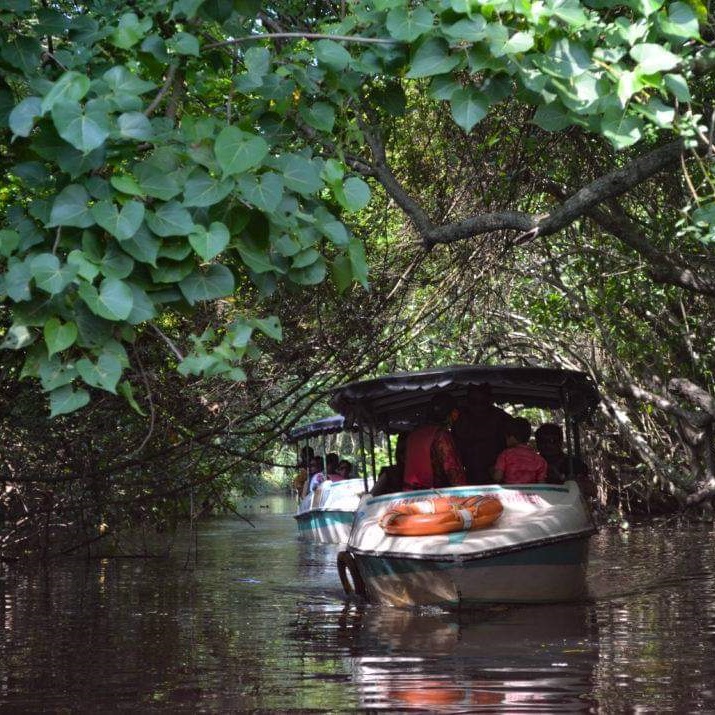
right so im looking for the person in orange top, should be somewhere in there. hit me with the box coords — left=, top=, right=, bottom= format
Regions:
left=402, top=395, right=467, bottom=491
left=493, top=417, right=547, bottom=485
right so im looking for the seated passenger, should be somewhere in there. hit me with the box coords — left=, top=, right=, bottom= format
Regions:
left=308, top=453, right=340, bottom=492
left=293, top=445, right=314, bottom=498
left=371, top=433, right=407, bottom=497
left=402, top=395, right=467, bottom=491
left=452, top=383, right=511, bottom=484
left=335, top=459, right=353, bottom=481
left=493, top=417, right=547, bottom=485
left=535, top=423, right=594, bottom=497
left=304, top=456, right=326, bottom=496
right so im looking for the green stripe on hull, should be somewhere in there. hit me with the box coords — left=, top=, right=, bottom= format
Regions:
left=358, top=538, right=589, bottom=577
left=295, top=511, right=355, bottom=532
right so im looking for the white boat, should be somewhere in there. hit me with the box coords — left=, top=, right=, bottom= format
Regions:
left=289, top=415, right=367, bottom=545
left=344, top=481, right=595, bottom=608
left=295, top=477, right=365, bottom=544
left=331, top=365, right=600, bottom=608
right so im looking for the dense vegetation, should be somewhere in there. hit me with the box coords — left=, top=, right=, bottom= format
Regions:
left=1, top=0, right=713, bottom=557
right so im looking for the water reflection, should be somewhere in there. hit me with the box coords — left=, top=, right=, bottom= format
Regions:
left=0, top=503, right=713, bottom=712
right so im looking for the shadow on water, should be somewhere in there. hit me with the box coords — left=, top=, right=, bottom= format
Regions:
left=0, top=501, right=713, bottom=712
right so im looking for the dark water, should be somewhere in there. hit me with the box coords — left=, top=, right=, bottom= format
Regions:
left=1, top=497, right=714, bottom=713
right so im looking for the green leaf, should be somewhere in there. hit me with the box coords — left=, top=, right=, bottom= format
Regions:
left=91, top=200, right=145, bottom=241
left=118, top=112, right=154, bottom=140
left=100, top=244, right=135, bottom=279
left=334, top=176, right=371, bottom=212
left=118, top=380, right=147, bottom=416
left=112, top=12, right=152, bottom=49
left=135, top=162, right=182, bottom=200
left=237, top=172, right=284, bottom=212
left=30, top=253, right=78, bottom=294
left=533, top=101, right=573, bottom=131
left=314, top=40, right=352, bottom=71
left=44, top=318, right=78, bottom=356
left=504, top=31, right=534, bottom=54
left=103, top=66, right=156, bottom=97
left=52, top=100, right=110, bottom=153
left=9, top=96, right=42, bottom=137
left=183, top=169, right=235, bottom=207
left=348, top=238, right=369, bottom=289
left=601, top=113, right=644, bottom=149
left=289, top=256, right=326, bottom=285
left=5, top=260, right=31, bottom=301
left=111, top=174, right=145, bottom=196
left=630, top=44, right=680, bottom=74
left=215, top=127, right=269, bottom=177
left=664, top=73, right=691, bottom=102
left=76, top=353, right=122, bottom=393
left=146, top=201, right=195, bottom=237
left=301, top=102, right=335, bottom=132
left=167, top=31, right=200, bottom=56
left=50, top=385, right=90, bottom=417
left=179, top=264, right=235, bottom=304
left=41, top=71, right=91, bottom=114
left=639, top=97, right=675, bottom=128
left=121, top=225, right=161, bottom=266
left=126, top=282, right=157, bottom=324
left=0, top=229, right=20, bottom=258
left=658, top=1, right=700, bottom=38
left=450, top=88, right=489, bottom=132
left=292, top=248, right=321, bottom=268
left=250, top=315, right=282, bottom=340
left=67, top=249, right=100, bottom=280
left=79, top=278, right=134, bottom=321
left=331, top=255, right=352, bottom=293
left=443, top=17, right=487, bottom=42
left=406, top=39, right=460, bottom=79
left=386, top=6, right=434, bottom=41
left=281, top=155, right=323, bottom=196
left=536, top=39, right=591, bottom=78
left=188, top=222, right=230, bottom=260
left=47, top=184, right=94, bottom=228
left=39, top=355, right=76, bottom=390
left=236, top=240, right=276, bottom=274
left=244, top=46, right=271, bottom=77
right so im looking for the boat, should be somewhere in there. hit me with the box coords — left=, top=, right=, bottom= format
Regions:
left=289, top=415, right=366, bottom=545
left=330, top=365, right=600, bottom=608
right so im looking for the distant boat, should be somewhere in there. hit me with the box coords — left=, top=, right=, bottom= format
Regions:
left=331, top=365, right=600, bottom=608
left=288, top=415, right=365, bottom=545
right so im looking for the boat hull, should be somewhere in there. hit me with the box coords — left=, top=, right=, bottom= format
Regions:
left=347, top=482, right=595, bottom=608
left=294, top=477, right=365, bottom=545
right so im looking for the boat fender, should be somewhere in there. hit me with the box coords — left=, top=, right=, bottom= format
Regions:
left=337, top=551, right=366, bottom=597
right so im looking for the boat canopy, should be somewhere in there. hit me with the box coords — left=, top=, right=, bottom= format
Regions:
left=330, top=365, right=600, bottom=431
left=287, top=415, right=358, bottom=443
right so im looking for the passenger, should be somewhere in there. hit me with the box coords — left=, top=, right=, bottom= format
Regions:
left=293, top=445, right=314, bottom=498
left=535, top=423, right=594, bottom=497
left=303, top=455, right=326, bottom=496
left=308, top=452, right=340, bottom=492
left=452, top=383, right=511, bottom=484
left=402, top=395, right=467, bottom=491
left=493, top=416, right=547, bottom=485
left=336, top=459, right=353, bottom=481
left=371, top=433, right=407, bottom=496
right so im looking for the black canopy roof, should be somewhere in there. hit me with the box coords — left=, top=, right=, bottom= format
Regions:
left=287, top=415, right=357, bottom=443
left=330, top=365, right=600, bottom=430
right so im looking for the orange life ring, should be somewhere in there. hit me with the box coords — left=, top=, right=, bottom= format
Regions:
left=379, top=495, right=503, bottom=537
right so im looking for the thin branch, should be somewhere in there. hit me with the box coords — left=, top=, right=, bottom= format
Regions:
left=150, top=323, right=184, bottom=361
left=203, top=32, right=399, bottom=50
left=144, top=63, right=179, bottom=118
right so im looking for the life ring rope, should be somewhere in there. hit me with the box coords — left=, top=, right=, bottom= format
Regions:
left=379, top=495, right=503, bottom=537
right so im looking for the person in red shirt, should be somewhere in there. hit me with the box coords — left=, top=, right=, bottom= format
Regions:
left=402, top=395, right=467, bottom=491
left=493, top=417, right=547, bottom=485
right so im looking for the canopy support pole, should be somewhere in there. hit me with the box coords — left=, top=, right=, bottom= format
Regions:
left=358, top=418, right=369, bottom=493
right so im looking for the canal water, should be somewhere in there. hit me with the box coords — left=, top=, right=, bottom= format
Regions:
left=1, top=497, right=714, bottom=712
